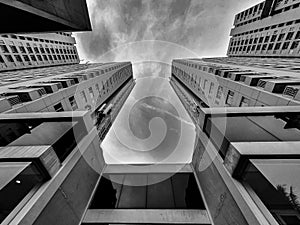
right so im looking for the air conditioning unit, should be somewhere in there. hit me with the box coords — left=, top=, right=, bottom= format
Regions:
left=6, top=95, right=22, bottom=106
left=243, top=75, right=276, bottom=86
left=40, top=81, right=63, bottom=90
left=229, top=71, right=260, bottom=81
left=68, top=76, right=82, bottom=84
left=50, top=79, right=72, bottom=88
left=4, top=88, right=43, bottom=102
left=264, top=79, right=300, bottom=93
left=220, top=69, right=242, bottom=78
left=59, top=77, right=76, bottom=85
left=29, top=83, right=60, bottom=94
left=283, top=85, right=300, bottom=98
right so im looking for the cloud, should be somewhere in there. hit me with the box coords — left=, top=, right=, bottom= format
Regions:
left=74, top=0, right=263, bottom=74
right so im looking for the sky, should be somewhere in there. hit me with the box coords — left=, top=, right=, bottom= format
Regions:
left=74, top=0, right=263, bottom=71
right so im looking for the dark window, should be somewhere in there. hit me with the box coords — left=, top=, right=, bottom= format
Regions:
left=89, top=173, right=205, bottom=210
left=291, top=41, right=299, bottom=50
left=282, top=42, right=290, bottom=50
left=226, top=90, right=235, bottom=106
left=10, top=45, right=18, bottom=53
left=241, top=159, right=300, bottom=225
left=0, top=45, right=9, bottom=53
left=5, top=55, right=14, bottom=62
left=54, top=103, right=64, bottom=112
left=278, top=33, right=285, bottom=41
left=274, top=42, right=282, bottom=50
left=271, top=35, right=277, bottom=42
left=15, top=55, right=23, bottom=62
left=286, top=32, right=294, bottom=41
left=267, top=43, right=274, bottom=50
left=239, top=96, right=249, bottom=107
left=19, top=46, right=26, bottom=53
left=216, top=86, right=223, bottom=99
left=69, top=96, right=78, bottom=110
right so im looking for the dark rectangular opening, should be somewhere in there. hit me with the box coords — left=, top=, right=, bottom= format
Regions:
left=89, top=173, right=205, bottom=210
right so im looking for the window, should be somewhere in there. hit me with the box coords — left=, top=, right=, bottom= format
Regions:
left=291, top=41, right=299, bottom=50
left=10, top=45, right=18, bottom=53
left=203, top=79, right=207, bottom=90
left=239, top=96, right=250, bottom=107
left=282, top=42, right=290, bottom=50
left=286, top=32, right=294, bottom=40
left=226, top=90, right=235, bottom=106
left=209, top=82, right=215, bottom=94
left=26, top=47, right=33, bottom=53
left=54, top=103, right=64, bottom=112
left=15, top=55, right=23, bottom=62
left=216, top=86, right=223, bottom=99
left=278, top=33, right=285, bottom=41
left=80, top=91, right=87, bottom=103
left=19, top=46, right=26, bottom=53
left=271, top=35, right=277, bottom=42
left=96, top=84, right=100, bottom=93
left=89, top=87, right=94, bottom=100
left=69, top=96, right=78, bottom=110
left=0, top=45, right=9, bottom=53
left=23, top=55, right=30, bottom=62
left=241, top=159, right=300, bottom=225
left=5, top=55, right=14, bottom=62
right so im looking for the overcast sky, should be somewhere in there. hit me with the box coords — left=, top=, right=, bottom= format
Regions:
left=75, top=0, right=262, bottom=62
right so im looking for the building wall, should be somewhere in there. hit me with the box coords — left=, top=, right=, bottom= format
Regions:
left=0, top=32, right=79, bottom=72
left=228, top=0, right=300, bottom=57
left=0, top=62, right=133, bottom=114
left=172, top=59, right=300, bottom=109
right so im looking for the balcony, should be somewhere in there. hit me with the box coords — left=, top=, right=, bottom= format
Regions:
left=0, top=111, right=103, bottom=224
left=196, top=106, right=300, bottom=224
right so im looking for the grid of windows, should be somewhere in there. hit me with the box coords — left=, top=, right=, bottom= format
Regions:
left=0, top=34, right=79, bottom=71
left=228, top=17, right=300, bottom=57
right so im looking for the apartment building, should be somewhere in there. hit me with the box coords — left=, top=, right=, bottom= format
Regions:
left=228, top=0, right=300, bottom=57
left=0, top=32, right=80, bottom=72
left=0, top=61, right=136, bottom=224
left=171, top=58, right=300, bottom=111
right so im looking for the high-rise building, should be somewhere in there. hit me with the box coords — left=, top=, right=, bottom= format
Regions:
left=228, top=0, right=300, bottom=57
left=0, top=61, right=135, bottom=224
left=0, top=0, right=91, bottom=33
left=170, top=1, right=300, bottom=225
left=0, top=32, right=80, bottom=72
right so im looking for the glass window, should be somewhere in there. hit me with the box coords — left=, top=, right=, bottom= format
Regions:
left=54, top=103, right=64, bottom=112
left=89, top=87, right=94, bottom=99
left=209, top=82, right=215, bottom=94
left=89, top=173, right=205, bottom=209
left=242, top=159, right=300, bottom=225
left=240, top=96, right=250, bottom=107
left=216, top=86, right=223, bottom=99
left=69, top=96, right=78, bottom=111
left=226, top=90, right=235, bottom=106
left=283, top=42, right=290, bottom=50
left=203, top=79, right=207, bottom=90
left=0, top=162, right=44, bottom=224
left=80, top=91, right=87, bottom=103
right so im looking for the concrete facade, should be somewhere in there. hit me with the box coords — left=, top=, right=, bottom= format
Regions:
left=0, top=32, right=79, bottom=72
left=0, top=0, right=91, bottom=33
left=228, top=0, right=300, bottom=57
